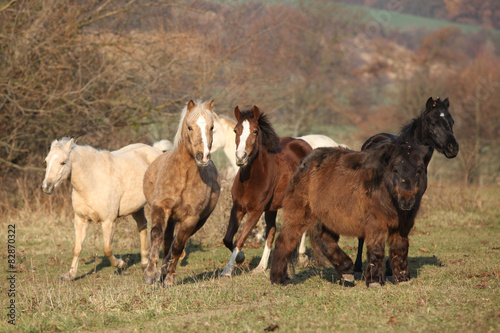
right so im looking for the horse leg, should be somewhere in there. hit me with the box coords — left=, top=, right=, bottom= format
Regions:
left=162, top=216, right=199, bottom=287
left=354, top=238, right=364, bottom=280
left=253, top=211, right=277, bottom=273
left=61, top=214, right=89, bottom=281
left=132, top=208, right=149, bottom=270
left=314, top=224, right=355, bottom=283
left=220, top=210, right=261, bottom=277
left=222, top=203, right=245, bottom=251
left=101, top=218, right=126, bottom=269
left=159, top=218, right=177, bottom=280
left=364, top=231, right=386, bottom=288
left=387, top=231, right=410, bottom=283
left=270, top=203, right=314, bottom=285
left=143, top=204, right=170, bottom=285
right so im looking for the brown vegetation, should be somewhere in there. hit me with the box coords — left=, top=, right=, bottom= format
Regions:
left=1, top=0, right=499, bottom=221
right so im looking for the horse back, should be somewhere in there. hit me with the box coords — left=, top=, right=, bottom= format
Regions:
left=266, top=137, right=312, bottom=211
left=361, top=133, right=397, bottom=151
left=288, top=147, right=397, bottom=237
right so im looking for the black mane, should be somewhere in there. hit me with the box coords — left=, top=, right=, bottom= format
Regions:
left=239, top=110, right=280, bottom=153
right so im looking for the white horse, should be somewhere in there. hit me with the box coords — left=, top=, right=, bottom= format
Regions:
left=42, top=138, right=162, bottom=281
left=211, top=113, right=349, bottom=266
left=212, top=113, right=239, bottom=177
left=153, top=139, right=173, bottom=153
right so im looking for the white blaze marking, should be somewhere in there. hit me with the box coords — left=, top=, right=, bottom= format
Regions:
left=44, top=154, right=59, bottom=182
left=196, top=116, right=209, bottom=159
left=440, top=112, right=445, bottom=117
left=236, top=120, right=250, bottom=157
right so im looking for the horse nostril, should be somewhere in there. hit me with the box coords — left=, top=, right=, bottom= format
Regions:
left=196, top=152, right=203, bottom=161
left=447, top=143, right=454, bottom=152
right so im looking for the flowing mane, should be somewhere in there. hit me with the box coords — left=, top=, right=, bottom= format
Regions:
left=238, top=110, right=280, bottom=153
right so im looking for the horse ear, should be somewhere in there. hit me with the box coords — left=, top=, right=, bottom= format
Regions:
left=187, top=100, right=196, bottom=112
left=64, top=138, right=74, bottom=152
left=252, top=105, right=260, bottom=119
left=443, top=97, right=450, bottom=108
left=207, top=100, right=215, bottom=111
left=425, top=97, right=434, bottom=110
left=234, top=106, right=241, bottom=121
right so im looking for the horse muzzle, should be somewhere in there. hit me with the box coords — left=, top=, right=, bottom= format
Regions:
left=398, top=196, right=415, bottom=211
left=195, top=152, right=211, bottom=167
left=443, top=141, right=459, bottom=158
left=235, top=151, right=248, bottom=167
left=42, top=183, right=54, bottom=195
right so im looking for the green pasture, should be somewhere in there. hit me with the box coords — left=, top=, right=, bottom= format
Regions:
left=1, top=186, right=499, bottom=332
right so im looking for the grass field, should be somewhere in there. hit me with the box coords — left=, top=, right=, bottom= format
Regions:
left=1, top=185, right=499, bottom=332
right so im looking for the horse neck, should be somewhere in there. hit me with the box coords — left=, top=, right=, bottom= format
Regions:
left=68, top=146, right=100, bottom=193
left=409, top=116, right=435, bottom=166
left=239, top=142, right=273, bottom=181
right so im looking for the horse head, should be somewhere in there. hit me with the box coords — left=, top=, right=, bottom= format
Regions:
left=385, top=142, right=430, bottom=211
left=233, top=105, right=261, bottom=167
left=42, top=138, right=74, bottom=194
left=423, top=97, right=459, bottom=158
left=179, top=100, right=215, bottom=167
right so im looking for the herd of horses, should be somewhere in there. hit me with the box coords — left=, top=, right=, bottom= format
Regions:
left=42, top=97, right=458, bottom=288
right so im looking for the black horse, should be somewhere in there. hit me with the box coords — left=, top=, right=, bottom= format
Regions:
left=353, top=97, right=459, bottom=279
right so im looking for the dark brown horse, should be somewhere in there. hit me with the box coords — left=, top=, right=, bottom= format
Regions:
left=143, top=100, right=220, bottom=287
left=220, top=106, right=312, bottom=277
left=353, top=97, right=459, bottom=278
left=270, top=140, right=430, bottom=287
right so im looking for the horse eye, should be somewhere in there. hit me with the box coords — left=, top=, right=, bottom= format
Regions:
left=61, top=161, right=66, bottom=165
left=188, top=126, right=193, bottom=131
left=210, top=126, right=214, bottom=131
left=393, top=169, right=399, bottom=174
left=253, top=130, right=258, bottom=134
left=233, top=129, right=237, bottom=133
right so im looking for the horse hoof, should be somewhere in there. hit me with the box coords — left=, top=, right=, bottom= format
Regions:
left=354, top=272, right=363, bottom=280
left=297, top=254, right=309, bottom=268
left=116, top=260, right=127, bottom=269
left=141, top=263, right=148, bottom=271
left=252, top=266, right=266, bottom=274
left=180, top=250, right=186, bottom=260
left=235, top=251, right=245, bottom=264
left=342, top=274, right=355, bottom=283
left=59, top=273, right=74, bottom=282
left=143, top=274, right=155, bottom=285
left=368, top=282, right=382, bottom=288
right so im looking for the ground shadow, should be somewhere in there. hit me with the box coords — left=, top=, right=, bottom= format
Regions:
left=177, top=254, right=262, bottom=285
left=289, top=255, right=443, bottom=286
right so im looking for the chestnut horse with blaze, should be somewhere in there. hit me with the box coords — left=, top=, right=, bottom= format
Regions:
left=271, top=140, right=429, bottom=287
left=220, top=106, right=312, bottom=277
left=143, top=100, right=220, bottom=287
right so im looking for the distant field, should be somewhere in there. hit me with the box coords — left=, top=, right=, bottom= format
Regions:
left=1, top=185, right=499, bottom=332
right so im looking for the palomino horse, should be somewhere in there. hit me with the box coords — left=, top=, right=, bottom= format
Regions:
left=42, top=138, right=162, bottom=281
left=353, top=97, right=459, bottom=279
left=143, top=100, right=220, bottom=287
left=220, top=106, right=312, bottom=277
left=271, top=140, right=430, bottom=287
